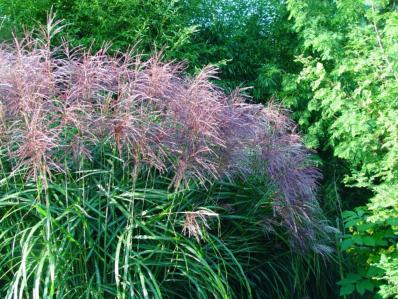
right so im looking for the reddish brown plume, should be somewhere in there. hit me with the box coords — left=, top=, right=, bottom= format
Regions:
left=0, top=17, right=324, bottom=247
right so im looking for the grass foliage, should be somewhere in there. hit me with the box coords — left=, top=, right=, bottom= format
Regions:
left=0, top=154, right=334, bottom=298
left=0, top=17, right=333, bottom=298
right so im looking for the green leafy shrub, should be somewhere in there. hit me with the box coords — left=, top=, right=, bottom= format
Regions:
left=0, top=0, right=195, bottom=60
left=180, top=0, right=299, bottom=98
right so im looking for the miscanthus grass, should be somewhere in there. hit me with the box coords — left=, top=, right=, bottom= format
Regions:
left=0, top=15, right=336, bottom=298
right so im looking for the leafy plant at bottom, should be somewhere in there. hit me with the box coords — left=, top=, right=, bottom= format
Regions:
left=0, top=154, right=335, bottom=298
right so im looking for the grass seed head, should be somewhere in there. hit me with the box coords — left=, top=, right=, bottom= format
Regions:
left=0, top=20, right=325, bottom=248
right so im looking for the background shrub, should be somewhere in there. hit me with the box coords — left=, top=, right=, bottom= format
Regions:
left=0, top=0, right=298, bottom=99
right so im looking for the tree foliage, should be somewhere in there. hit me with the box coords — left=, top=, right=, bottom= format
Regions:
left=284, top=0, right=398, bottom=297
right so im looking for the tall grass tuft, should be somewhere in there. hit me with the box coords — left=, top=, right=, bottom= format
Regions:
left=0, top=15, right=335, bottom=298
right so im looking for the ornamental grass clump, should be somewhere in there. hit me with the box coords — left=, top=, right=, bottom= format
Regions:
left=0, top=16, right=333, bottom=298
